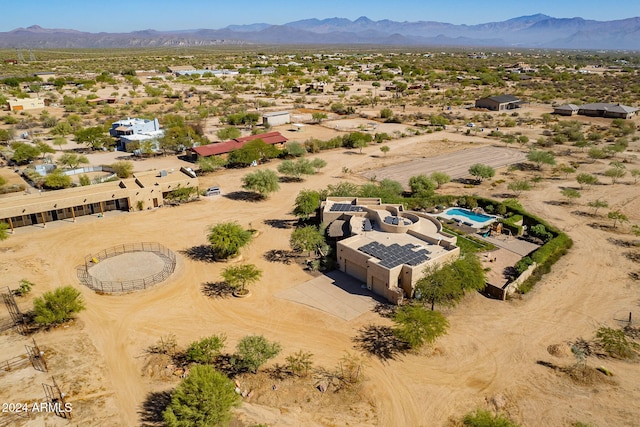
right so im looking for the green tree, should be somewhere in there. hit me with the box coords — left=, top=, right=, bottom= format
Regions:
left=109, top=161, right=134, bottom=178
left=216, top=126, right=241, bottom=141
left=74, top=126, right=112, bottom=150
left=35, top=141, right=55, bottom=159
left=197, top=155, right=227, bottom=173
left=235, top=335, right=282, bottom=373
left=380, top=108, right=393, bottom=119
left=327, top=181, right=360, bottom=197
left=185, top=334, right=227, bottom=364
left=285, top=350, right=314, bottom=377
left=44, top=169, right=72, bottom=189
left=468, top=164, right=495, bottom=183
left=379, top=145, right=390, bottom=156
left=221, top=263, right=262, bottom=294
left=393, top=304, right=449, bottom=349
left=207, top=222, right=252, bottom=260
left=312, top=112, right=328, bottom=123
left=163, top=365, right=241, bottom=427
left=430, top=171, right=450, bottom=189
left=52, top=136, right=67, bottom=150
left=409, top=174, right=436, bottom=197
left=33, top=286, right=85, bottom=326
left=310, top=157, right=326, bottom=172
left=0, top=222, right=10, bottom=241
left=58, top=153, right=89, bottom=169
left=10, top=142, right=41, bottom=164
left=415, top=255, right=485, bottom=310
left=556, top=163, right=576, bottom=179
left=631, top=169, right=640, bottom=184
left=576, top=173, right=598, bottom=189
left=242, top=169, right=280, bottom=197
left=608, top=210, right=628, bottom=228
left=527, top=149, right=556, bottom=169
left=277, top=158, right=315, bottom=180
left=290, top=225, right=326, bottom=256
left=50, top=121, right=73, bottom=137
left=604, top=166, right=626, bottom=184
left=79, top=174, right=91, bottom=186
left=587, top=199, right=608, bottom=215
left=561, top=188, right=581, bottom=204
left=227, top=139, right=279, bottom=166
left=293, top=189, right=321, bottom=220
left=0, top=128, right=13, bottom=142
left=507, top=180, right=531, bottom=197
left=285, top=141, right=307, bottom=157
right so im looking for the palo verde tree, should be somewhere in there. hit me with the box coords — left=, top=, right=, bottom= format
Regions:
left=241, top=169, right=280, bottom=198
left=527, top=149, right=556, bottom=169
left=608, top=210, right=628, bottom=228
left=221, top=263, right=262, bottom=295
left=587, top=199, right=608, bottom=215
left=408, top=174, right=436, bottom=198
left=293, top=189, right=321, bottom=220
left=234, top=335, right=282, bottom=373
left=277, top=158, right=315, bottom=180
left=468, top=163, right=495, bottom=183
left=207, top=222, right=253, bottom=260
left=430, top=171, right=451, bottom=189
left=576, top=173, right=598, bottom=189
left=163, top=365, right=241, bottom=427
left=507, top=180, right=531, bottom=197
left=392, top=304, right=449, bottom=349
left=415, top=254, right=486, bottom=311
left=33, top=286, right=86, bottom=326
left=290, top=225, right=327, bottom=256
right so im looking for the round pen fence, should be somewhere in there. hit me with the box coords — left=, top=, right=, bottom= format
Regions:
left=77, top=242, right=176, bottom=294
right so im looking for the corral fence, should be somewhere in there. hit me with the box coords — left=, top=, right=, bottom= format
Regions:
left=77, top=242, right=176, bottom=294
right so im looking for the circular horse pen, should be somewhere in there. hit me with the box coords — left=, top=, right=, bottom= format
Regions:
left=77, top=242, right=176, bottom=294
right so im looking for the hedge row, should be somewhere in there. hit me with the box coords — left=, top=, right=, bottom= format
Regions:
left=473, top=196, right=573, bottom=293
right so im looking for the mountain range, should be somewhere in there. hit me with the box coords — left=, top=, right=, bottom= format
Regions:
left=2, top=14, right=639, bottom=50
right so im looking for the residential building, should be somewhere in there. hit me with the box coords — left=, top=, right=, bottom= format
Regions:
left=321, top=197, right=459, bottom=304
left=475, top=95, right=522, bottom=111
left=262, top=111, right=290, bottom=127
left=109, top=118, right=164, bottom=152
left=553, top=104, right=579, bottom=116
left=190, top=131, right=288, bottom=159
left=577, top=103, right=638, bottom=119
left=0, top=168, right=198, bottom=232
left=6, top=97, right=45, bottom=111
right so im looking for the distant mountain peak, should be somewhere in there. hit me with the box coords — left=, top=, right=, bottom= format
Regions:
left=3, top=14, right=639, bottom=50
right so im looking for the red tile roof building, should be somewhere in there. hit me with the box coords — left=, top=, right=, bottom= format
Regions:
left=190, top=131, right=288, bottom=157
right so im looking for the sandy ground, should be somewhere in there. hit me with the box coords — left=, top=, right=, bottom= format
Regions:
left=1, top=125, right=640, bottom=427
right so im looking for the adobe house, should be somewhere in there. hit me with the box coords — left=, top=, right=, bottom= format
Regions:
left=0, top=168, right=198, bottom=232
left=321, top=197, right=459, bottom=304
left=475, top=95, right=522, bottom=111
left=7, top=97, right=45, bottom=111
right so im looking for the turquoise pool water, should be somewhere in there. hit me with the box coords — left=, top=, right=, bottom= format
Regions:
left=446, top=208, right=493, bottom=223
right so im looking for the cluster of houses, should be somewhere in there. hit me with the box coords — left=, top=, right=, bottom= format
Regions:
left=475, top=94, right=638, bottom=119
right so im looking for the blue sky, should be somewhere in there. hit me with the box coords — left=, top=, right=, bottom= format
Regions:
left=1, top=0, right=639, bottom=32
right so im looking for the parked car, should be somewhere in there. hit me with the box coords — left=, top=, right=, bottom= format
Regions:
left=205, top=186, right=221, bottom=196
left=466, top=122, right=476, bottom=127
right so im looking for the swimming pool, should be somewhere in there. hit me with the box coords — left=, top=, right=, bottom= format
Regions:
left=439, top=208, right=496, bottom=228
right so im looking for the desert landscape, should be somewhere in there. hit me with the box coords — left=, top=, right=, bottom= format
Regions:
left=0, top=46, right=639, bottom=427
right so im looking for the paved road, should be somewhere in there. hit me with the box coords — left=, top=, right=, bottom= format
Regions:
left=360, top=145, right=527, bottom=188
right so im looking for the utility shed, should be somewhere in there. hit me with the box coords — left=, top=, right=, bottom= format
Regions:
left=262, top=111, right=291, bottom=127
